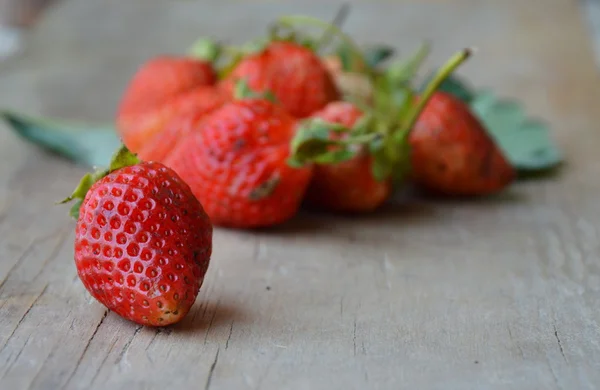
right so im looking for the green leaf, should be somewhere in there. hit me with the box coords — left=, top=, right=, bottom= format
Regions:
left=1, top=110, right=120, bottom=168
left=288, top=118, right=379, bottom=167
left=469, top=90, right=562, bottom=172
left=420, top=73, right=475, bottom=104
left=288, top=119, right=349, bottom=166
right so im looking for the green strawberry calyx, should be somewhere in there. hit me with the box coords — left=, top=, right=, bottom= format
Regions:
left=59, top=144, right=140, bottom=219
left=187, top=9, right=372, bottom=82
left=233, top=79, right=278, bottom=103
left=186, top=37, right=245, bottom=79
left=188, top=37, right=222, bottom=63
left=288, top=47, right=473, bottom=183
left=288, top=116, right=380, bottom=168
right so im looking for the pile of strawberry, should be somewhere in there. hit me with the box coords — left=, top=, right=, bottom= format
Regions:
left=63, top=14, right=515, bottom=327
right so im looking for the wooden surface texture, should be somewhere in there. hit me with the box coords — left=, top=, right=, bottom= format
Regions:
left=1, top=0, right=599, bottom=389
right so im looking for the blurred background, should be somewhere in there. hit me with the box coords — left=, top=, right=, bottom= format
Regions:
left=2, top=0, right=600, bottom=66
left=0, top=0, right=55, bottom=60
left=0, top=0, right=597, bottom=129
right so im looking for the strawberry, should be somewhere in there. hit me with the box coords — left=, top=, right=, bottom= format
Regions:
left=289, top=48, right=476, bottom=211
left=409, top=91, right=516, bottom=195
left=132, top=87, right=228, bottom=162
left=302, top=102, right=392, bottom=213
left=62, top=146, right=213, bottom=327
left=221, top=41, right=339, bottom=118
left=116, top=55, right=224, bottom=159
left=118, top=56, right=216, bottom=112
left=164, top=90, right=313, bottom=228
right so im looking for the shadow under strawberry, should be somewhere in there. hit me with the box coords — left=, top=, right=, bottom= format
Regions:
left=171, top=300, right=250, bottom=334
left=515, top=163, right=565, bottom=182
left=258, top=196, right=437, bottom=238
left=413, top=188, right=528, bottom=205
left=237, top=210, right=337, bottom=235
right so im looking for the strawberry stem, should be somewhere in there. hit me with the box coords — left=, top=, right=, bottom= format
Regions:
left=398, top=48, right=472, bottom=137
left=314, top=3, right=351, bottom=53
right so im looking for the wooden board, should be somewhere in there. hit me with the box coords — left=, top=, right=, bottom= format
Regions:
left=1, top=0, right=600, bottom=388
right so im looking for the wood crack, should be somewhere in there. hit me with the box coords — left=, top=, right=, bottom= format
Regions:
left=507, top=324, right=525, bottom=358
left=353, top=319, right=357, bottom=357
left=0, top=284, right=48, bottom=354
left=204, top=347, right=220, bottom=390
left=145, top=330, right=160, bottom=352
left=225, top=321, right=234, bottom=350
left=26, top=339, right=61, bottom=390
left=545, top=354, right=563, bottom=390
left=203, top=299, right=220, bottom=345
left=2, top=334, right=32, bottom=378
left=31, top=227, right=71, bottom=282
left=117, top=325, right=143, bottom=366
left=0, top=259, right=20, bottom=292
left=553, top=324, right=568, bottom=363
left=89, top=338, right=118, bottom=387
left=1, top=228, right=70, bottom=291
left=63, top=309, right=108, bottom=388
left=0, top=242, right=37, bottom=292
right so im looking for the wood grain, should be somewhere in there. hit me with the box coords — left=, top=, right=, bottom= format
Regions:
left=1, top=0, right=600, bottom=389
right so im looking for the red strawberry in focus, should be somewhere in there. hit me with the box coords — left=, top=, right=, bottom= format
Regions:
left=116, top=56, right=224, bottom=159
left=165, top=97, right=313, bottom=228
left=63, top=146, right=213, bottom=326
left=304, top=102, right=392, bottom=213
left=221, top=41, right=339, bottom=118
left=409, top=92, right=516, bottom=195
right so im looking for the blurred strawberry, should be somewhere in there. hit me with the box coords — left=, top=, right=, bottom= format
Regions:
left=132, top=87, right=228, bottom=162
left=221, top=41, right=339, bottom=118
left=289, top=48, right=480, bottom=212
left=302, top=102, right=392, bottom=213
left=116, top=55, right=225, bottom=159
left=409, top=91, right=516, bottom=195
left=165, top=86, right=313, bottom=228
